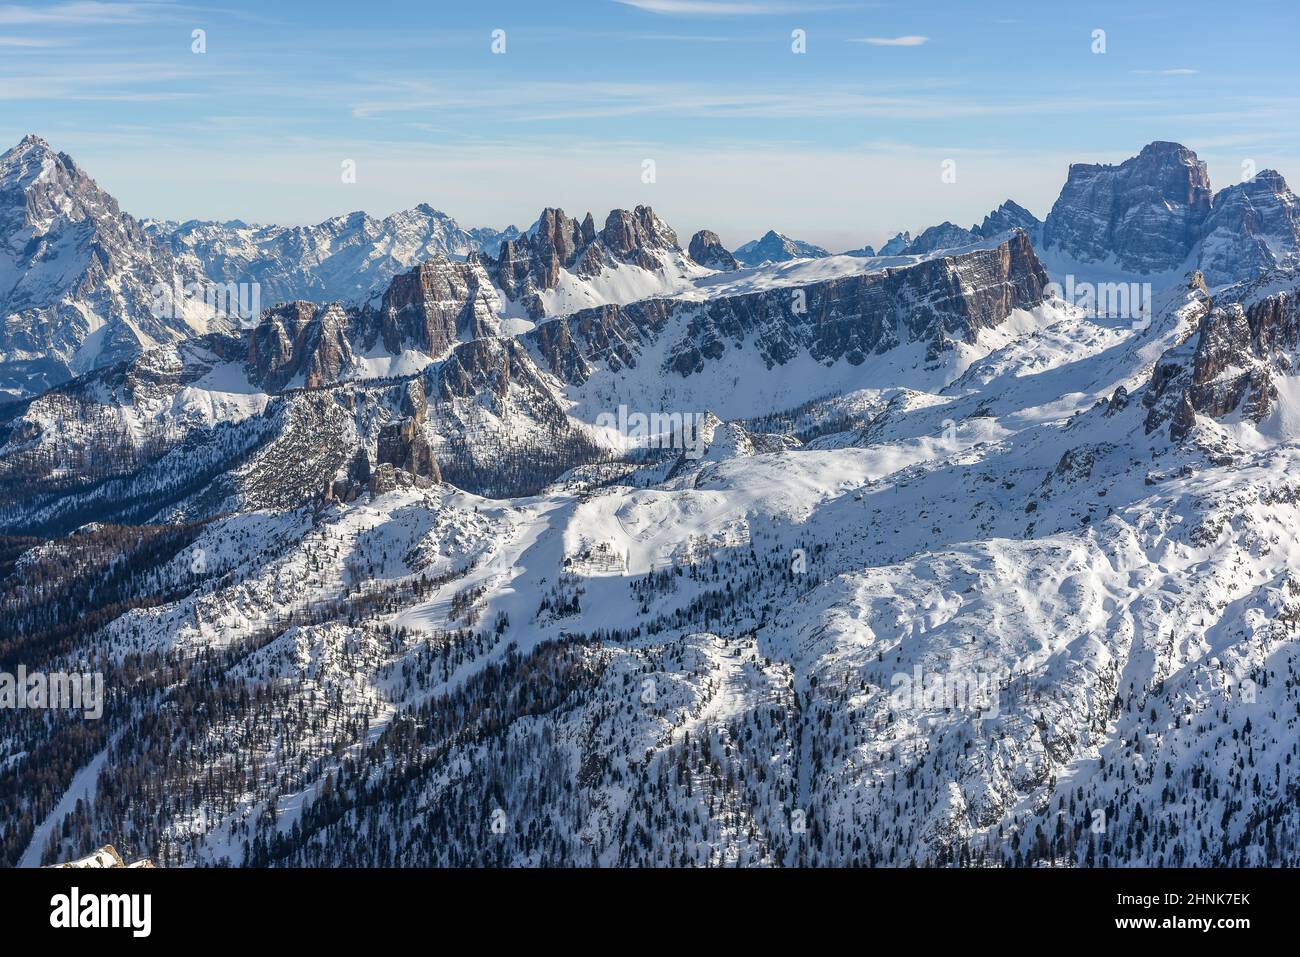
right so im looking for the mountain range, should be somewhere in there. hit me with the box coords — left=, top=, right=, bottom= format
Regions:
left=4, top=134, right=1300, bottom=868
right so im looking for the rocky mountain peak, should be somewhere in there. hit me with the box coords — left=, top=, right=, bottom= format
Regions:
left=1142, top=273, right=1300, bottom=439
left=1198, top=169, right=1300, bottom=285
left=0, top=136, right=212, bottom=398
left=907, top=221, right=979, bottom=254
left=600, top=205, right=679, bottom=258
left=732, top=230, right=830, bottom=266
left=1042, top=140, right=1212, bottom=273
left=688, top=229, right=738, bottom=270
left=2, top=133, right=106, bottom=219
left=974, top=199, right=1041, bottom=238
left=374, top=255, right=499, bottom=355
left=876, top=201, right=1042, bottom=261
left=877, top=231, right=912, bottom=256
left=2, top=135, right=51, bottom=187
left=247, top=300, right=351, bottom=393
left=496, top=204, right=692, bottom=316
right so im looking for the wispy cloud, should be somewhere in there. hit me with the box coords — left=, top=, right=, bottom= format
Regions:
left=849, top=35, right=929, bottom=46
left=0, top=2, right=169, bottom=24
left=0, top=35, right=62, bottom=45
left=0, top=61, right=219, bottom=101
left=613, top=0, right=824, bottom=15
left=635, top=32, right=741, bottom=42
left=347, top=77, right=1175, bottom=124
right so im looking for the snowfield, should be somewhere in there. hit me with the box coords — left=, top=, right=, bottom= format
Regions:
left=10, top=264, right=1300, bottom=867
left=7, top=134, right=1300, bottom=868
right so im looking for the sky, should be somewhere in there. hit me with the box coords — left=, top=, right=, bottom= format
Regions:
left=3, top=0, right=1299, bottom=251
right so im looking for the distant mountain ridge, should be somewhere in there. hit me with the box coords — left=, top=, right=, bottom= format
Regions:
left=732, top=230, right=831, bottom=266
left=145, top=206, right=518, bottom=308
left=4, top=132, right=1300, bottom=409
left=870, top=200, right=1043, bottom=258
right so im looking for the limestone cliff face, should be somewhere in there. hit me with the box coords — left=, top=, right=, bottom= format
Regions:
left=246, top=255, right=500, bottom=391
left=688, top=230, right=738, bottom=271
left=376, top=417, right=438, bottom=480
left=1145, top=277, right=1300, bottom=439
left=375, top=377, right=438, bottom=482
left=495, top=205, right=684, bottom=317
left=248, top=301, right=353, bottom=392
left=598, top=206, right=679, bottom=267
left=372, top=254, right=499, bottom=356
left=527, top=230, right=1049, bottom=382
left=1197, top=170, right=1300, bottom=286
left=1042, top=141, right=1212, bottom=273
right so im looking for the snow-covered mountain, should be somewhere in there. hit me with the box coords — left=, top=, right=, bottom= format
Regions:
left=493, top=204, right=711, bottom=318
left=733, top=230, right=831, bottom=266
left=0, top=228, right=1045, bottom=523
left=1041, top=141, right=1213, bottom=274
left=0, top=135, right=739, bottom=402
left=1197, top=170, right=1300, bottom=286
left=1040, top=141, right=1300, bottom=287
left=846, top=201, right=1042, bottom=261
left=148, top=207, right=523, bottom=308
left=0, top=135, right=219, bottom=400
left=5, top=138, right=1300, bottom=870
left=878, top=231, right=913, bottom=255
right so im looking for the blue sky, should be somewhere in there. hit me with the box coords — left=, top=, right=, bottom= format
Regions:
left=3, top=0, right=1299, bottom=250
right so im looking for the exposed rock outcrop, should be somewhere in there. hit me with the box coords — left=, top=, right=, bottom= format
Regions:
left=868, top=202, right=1042, bottom=261
left=732, top=230, right=830, bottom=266
left=1042, top=141, right=1212, bottom=273
left=1145, top=278, right=1300, bottom=439
left=688, top=229, right=739, bottom=270
left=248, top=301, right=353, bottom=392
left=372, top=254, right=499, bottom=355
left=495, top=205, right=683, bottom=317
left=599, top=206, right=679, bottom=265
left=974, top=200, right=1041, bottom=239
left=376, top=416, right=439, bottom=480
left=907, top=221, right=979, bottom=254
left=529, top=230, right=1050, bottom=380
left=1197, top=170, right=1300, bottom=285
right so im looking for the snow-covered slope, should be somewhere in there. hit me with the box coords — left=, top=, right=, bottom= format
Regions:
left=5, top=139, right=1300, bottom=870
left=12, top=264, right=1300, bottom=867
left=0, top=229, right=1047, bottom=528
left=0, top=135, right=220, bottom=400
